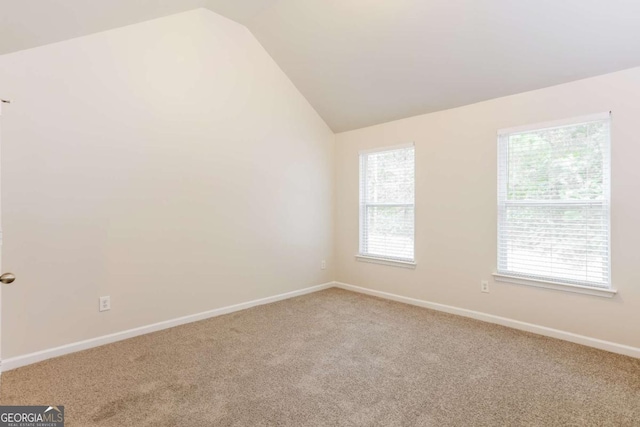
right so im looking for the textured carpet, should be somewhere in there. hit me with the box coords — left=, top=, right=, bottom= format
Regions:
left=1, top=288, right=639, bottom=426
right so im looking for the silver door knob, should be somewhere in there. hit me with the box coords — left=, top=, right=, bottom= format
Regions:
left=0, top=272, right=16, bottom=284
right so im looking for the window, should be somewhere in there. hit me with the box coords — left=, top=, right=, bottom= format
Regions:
left=497, top=113, right=611, bottom=290
left=358, top=144, right=415, bottom=266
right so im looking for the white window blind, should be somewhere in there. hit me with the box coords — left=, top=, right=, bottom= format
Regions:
left=359, top=144, right=415, bottom=262
left=497, top=113, right=611, bottom=288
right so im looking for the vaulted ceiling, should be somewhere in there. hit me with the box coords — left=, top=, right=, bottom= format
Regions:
left=2, top=0, right=640, bottom=132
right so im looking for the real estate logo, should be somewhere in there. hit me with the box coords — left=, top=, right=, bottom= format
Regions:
left=0, top=406, right=64, bottom=427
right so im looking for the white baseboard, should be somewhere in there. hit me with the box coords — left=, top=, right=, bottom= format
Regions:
left=4, top=280, right=637, bottom=372
left=1, top=282, right=333, bottom=372
left=333, top=281, right=640, bottom=359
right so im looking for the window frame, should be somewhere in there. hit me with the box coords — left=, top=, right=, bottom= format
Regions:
left=357, top=143, right=416, bottom=268
left=495, top=112, right=616, bottom=297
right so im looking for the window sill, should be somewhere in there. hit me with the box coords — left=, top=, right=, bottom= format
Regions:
left=493, top=273, right=617, bottom=298
left=356, top=255, right=416, bottom=269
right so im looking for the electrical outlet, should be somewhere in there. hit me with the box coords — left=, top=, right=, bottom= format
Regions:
left=481, top=280, right=489, bottom=293
left=99, top=296, right=111, bottom=312
left=321, top=260, right=326, bottom=270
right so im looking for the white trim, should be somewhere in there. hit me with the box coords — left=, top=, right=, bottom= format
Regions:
left=5, top=280, right=635, bottom=372
left=497, top=111, right=611, bottom=135
left=355, top=255, right=416, bottom=269
left=0, top=282, right=333, bottom=372
left=333, top=281, right=639, bottom=359
left=358, top=142, right=414, bottom=155
left=493, top=273, right=617, bottom=298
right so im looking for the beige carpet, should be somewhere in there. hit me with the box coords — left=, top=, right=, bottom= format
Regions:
left=1, top=288, right=639, bottom=426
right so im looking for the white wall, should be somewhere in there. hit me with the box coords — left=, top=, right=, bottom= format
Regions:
left=0, top=8, right=334, bottom=359
left=2, top=6, right=638, bottom=361
left=335, top=67, right=640, bottom=349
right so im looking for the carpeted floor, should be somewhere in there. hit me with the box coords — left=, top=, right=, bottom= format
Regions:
left=1, top=288, right=639, bottom=426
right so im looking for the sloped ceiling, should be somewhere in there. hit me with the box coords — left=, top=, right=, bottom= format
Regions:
left=0, top=0, right=205, bottom=55
left=2, top=0, right=640, bottom=132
